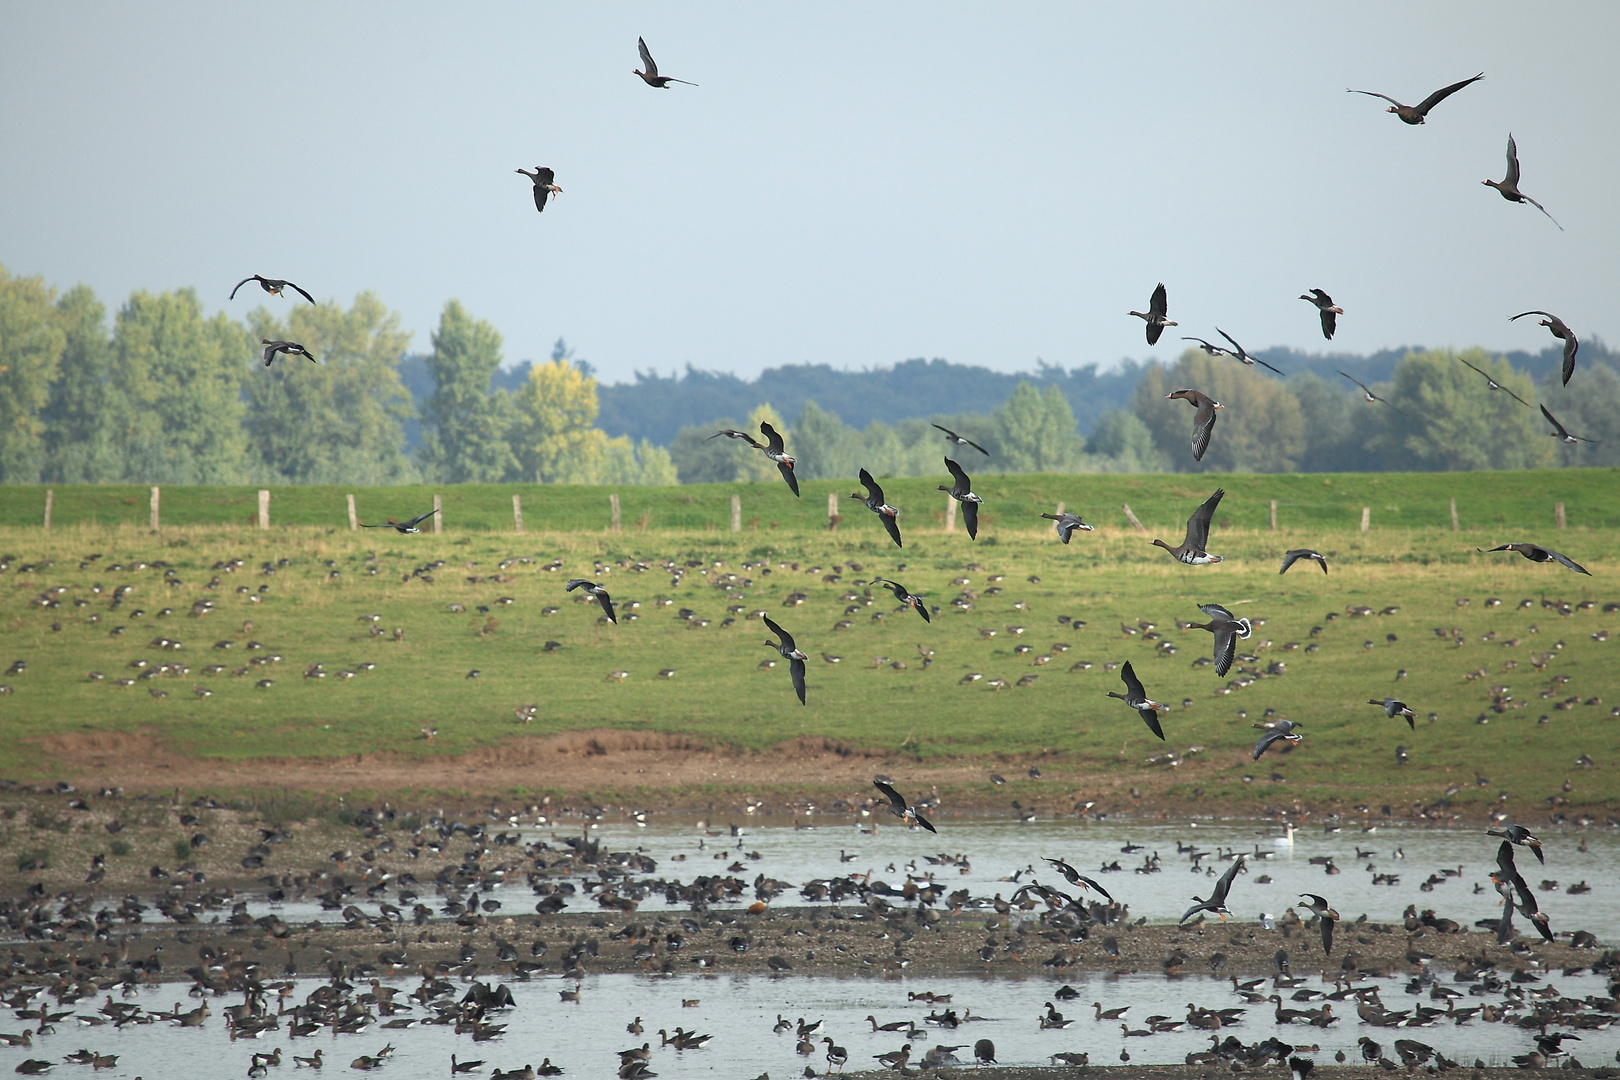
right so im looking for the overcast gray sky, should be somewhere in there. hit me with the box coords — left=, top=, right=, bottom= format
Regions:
left=2, top=2, right=1615, bottom=385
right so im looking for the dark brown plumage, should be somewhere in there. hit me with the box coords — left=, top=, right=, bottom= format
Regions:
left=1483, top=136, right=1562, bottom=230
left=634, top=37, right=697, bottom=88
left=1165, top=388, right=1222, bottom=462
left=1300, top=289, right=1342, bottom=340
left=1128, top=283, right=1177, bottom=345
left=516, top=167, right=562, bottom=213
left=1510, top=310, right=1578, bottom=385
left=1346, top=73, right=1483, bottom=124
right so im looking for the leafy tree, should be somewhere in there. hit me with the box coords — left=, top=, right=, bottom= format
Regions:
left=1132, top=351, right=1306, bottom=473
left=40, top=285, right=121, bottom=482
left=0, top=266, right=66, bottom=482
left=1533, top=362, right=1620, bottom=468
left=419, top=300, right=517, bottom=482
left=991, top=383, right=1087, bottom=473
left=1086, top=409, right=1165, bottom=472
left=1289, top=370, right=1383, bottom=473
left=732, top=403, right=788, bottom=483
left=670, top=420, right=745, bottom=484
left=108, top=288, right=251, bottom=483
left=244, top=292, right=418, bottom=485
left=1372, top=348, right=1547, bottom=471
left=510, top=357, right=675, bottom=484
left=788, top=400, right=859, bottom=481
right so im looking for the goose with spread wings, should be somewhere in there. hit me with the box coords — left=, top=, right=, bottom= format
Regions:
left=1494, top=840, right=1553, bottom=943
left=1346, top=72, right=1483, bottom=124
left=1041, top=858, right=1113, bottom=901
left=939, top=458, right=983, bottom=539
left=932, top=423, right=989, bottom=456
left=1337, top=371, right=1404, bottom=415
left=1279, top=549, right=1328, bottom=575
left=873, top=780, right=936, bottom=832
left=853, top=469, right=902, bottom=548
left=1106, top=660, right=1169, bottom=740
left=759, top=422, right=800, bottom=495
left=1539, top=404, right=1595, bottom=445
left=1511, top=311, right=1578, bottom=385
left=1190, top=603, right=1251, bottom=678
left=231, top=275, right=315, bottom=304
left=1128, top=283, right=1177, bottom=345
left=564, top=579, right=617, bottom=624
left=260, top=340, right=317, bottom=366
left=634, top=36, right=697, bottom=87
left=1479, top=542, right=1590, bottom=575
left=1181, top=854, right=1244, bottom=923
left=1483, top=135, right=1562, bottom=230
left=1455, top=355, right=1532, bottom=407
left=1165, top=388, right=1223, bottom=462
left=516, top=167, right=563, bottom=213
left=1253, top=720, right=1303, bottom=760
left=869, top=578, right=930, bottom=623
left=1300, top=289, right=1343, bottom=340
left=1041, top=511, right=1094, bottom=544
left=1216, top=328, right=1284, bottom=374
left=1297, top=892, right=1339, bottom=955
left=1368, top=697, right=1416, bottom=730
left=1151, top=488, right=1225, bottom=565
left=359, top=508, right=438, bottom=534
left=762, top=615, right=808, bottom=704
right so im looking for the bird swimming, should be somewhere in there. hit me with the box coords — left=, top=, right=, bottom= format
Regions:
left=873, top=779, right=936, bottom=833
left=1479, top=543, right=1589, bottom=575
left=260, top=340, right=317, bottom=366
left=939, top=458, right=983, bottom=540
left=1279, top=549, right=1328, bottom=575
left=1510, top=310, right=1578, bottom=385
left=1107, top=660, right=1169, bottom=740
left=1346, top=72, right=1483, bottom=124
left=1040, top=511, right=1093, bottom=544
left=1189, top=603, right=1252, bottom=677
left=853, top=468, right=902, bottom=548
left=1128, top=282, right=1177, bottom=345
left=1165, top=388, right=1223, bottom=462
left=1483, top=135, right=1562, bottom=230
left=1300, top=289, right=1343, bottom=340
left=231, top=275, right=314, bottom=304
left=516, top=167, right=562, bottom=213
left=359, top=509, right=438, bottom=534
left=634, top=36, right=697, bottom=88
left=564, top=579, right=617, bottom=624
left=762, top=614, right=808, bottom=704
left=1151, top=488, right=1225, bottom=565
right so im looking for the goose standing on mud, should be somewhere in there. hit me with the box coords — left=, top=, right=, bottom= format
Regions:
left=1189, top=603, right=1252, bottom=677
left=565, top=579, right=617, bottom=624
left=1511, top=311, right=1579, bottom=385
left=873, top=779, right=936, bottom=833
left=1346, top=72, right=1483, bottom=124
left=1279, top=549, right=1328, bottom=575
left=1479, top=543, right=1590, bottom=575
left=1041, top=510, right=1094, bottom=544
left=1107, top=660, right=1169, bottom=740
left=1151, top=488, right=1225, bottom=565
left=1128, top=283, right=1177, bottom=345
left=869, top=578, right=931, bottom=623
left=939, top=458, right=983, bottom=540
left=1300, top=289, right=1343, bottom=340
left=1165, top=388, right=1223, bottom=462
left=853, top=468, right=903, bottom=548
left=762, top=615, right=808, bottom=704
left=516, top=167, right=562, bottom=213
left=1483, top=135, right=1562, bottom=230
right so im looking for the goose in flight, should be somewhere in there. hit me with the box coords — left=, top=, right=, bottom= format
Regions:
left=634, top=37, right=697, bottom=87
left=1279, top=549, right=1328, bottom=575
left=1479, top=543, right=1590, bottom=576
left=359, top=508, right=438, bottom=534
left=565, top=579, right=617, bottom=624
left=1216, top=328, right=1284, bottom=375
left=1346, top=72, right=1483, bottom=124
left=1253, top=720, right=1302, bottom=761
left=1128, top=283, right=1177, bottom=345
left=1041, top=857, right=1114, bottom=901
left=1151, top=487, right=1225, bottom=565
left=1455, top=355, right=1531, bottom=407
left=231, top=275, right=314, bottom=304
left=939, top=458, right=983, bottom=539
left=1337, top=371, right=1404, bottom=415
left=516, top=167, right=562, bottom=213
left=873, top=779, right=936, bottom=832
left=1300, top=289, right=1343, bottom=340
left=1494, top=840, right=1554, bottom=943
left=762, top=614, right=808, bottom=704
left=1106, top=660, right=1168, bottom=740
left=1040, top=511, right=1094, bottom=544
left=1510, top=311, right=1578, bottom=385
left=869, top=578, right=930, bottom=623
left=1483, top=136, right=1562, bottom=230
left=260, top=340, right=317, bottom=366
left=1190, top=603, right=1251, bottom=677
left=1181, top=854, right=1244, bottom=923
left=708, top=428, right=763, bottom=447
left=1486, top=823, right=1545, bottom=865
left=1165, top=388, right=1223, bottom=462
left=1368, top=697, right=1416, bottom=730
left=1297, top=892, right=1339, bottom=955
left=759, top=422, right=799, bottom=496
left=1181, top=336, right=1232, bottom=357
left=932, top=423, right=989, bottom=456
left=1539, top=404, right=1595, bottom=445
left=853, top=468, right=902, bottom=548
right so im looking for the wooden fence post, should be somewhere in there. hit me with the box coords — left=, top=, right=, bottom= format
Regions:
left=1269, top=500, right=1277, bottom=531
left=346, top=494, right=358, bottom=531
left=730, top=494, right=741, bottom=532
left=257, top=490, right=270, bottom=530
left=827, top=492, right=838, bottom=519
left=1450, top=497, right=1459, bottom=532
left=610, top=493, right=621, bottom=532
left=944, top=494, right=957, bottom=533
left=512, top=495, right=524, bottom=533
left=150, top=487, right=160, bottom=531
left=1555, top=502, right=1566, bottom=529
left=1050, top=501, right=1066, bottom=533
left=432, top=494, right=442, bottom=534
left=43, top=490, right=52, bottom=532
left=1360, top=506, right=1370, bottom=532
left=1121, top=504, right=1146, bottom=532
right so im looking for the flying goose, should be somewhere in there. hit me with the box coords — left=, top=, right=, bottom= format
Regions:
left=1539, top=404, right=1595, bottom=445
left=1190, top=603, right=1251, bottom=677
left=1346, top=72, right=1483, bottom=124
left=869, top=578, right=930, bottom=623
left=1337, top=371, right=1403, bottom=414
left=1129, top=283, right=1177, bottom=345
left=1181, top=336, right=1231, bottom=357
left=634, top=37, right=697, bottom=87
left=1479, top=543, right=1590, bottom=575
left=1510, top=311, right=1578, bottom=385
left=1455, top=355, right=1531, bottom=406
left=359, top=509, right=438, bottom=534
left=1300, top=289, right=1343, bottom=340
left=260, top=340, right=316, bottom=366
left=231, top=275, right=314, bottom=304
left=1368, top=697, right=1415, bottom=729
left=873, top=779, right=936, bottom=832
left=1181, top=854, right=1244, bottom=922
left=1279, top=549, right=1328, bottom=575
left=1040, top=511, right=1094, bottom=544
left=853, top=468, right=902, bottom=547
left=1151, top=487, right=1225, bottom=565
left=759, top=422, right=800, bottom=496
left=939, top=458, right=983, bottom=539
left=1106, top=660, right=1169, bottom=740
left=1483, top=135, right=1562, bottom=230
left=1165, top=388, right=1223, bottom=462
left=932, top=423, right=990, bottom=456
left=1486, top=823, right=1545, bottom=864
left=565, top=579, right=617, bottom=624
left=762, top=614, right=808, bottom=704
left=1216, top=328, right=1284, bottom=374
left=1297, top=892, right=1339, bottom=955
left=1041, top=857, right=1114, bottom=900
left=516, top=167, right=562, bottom=213
left=1253, top=720, right=1302, bottom=760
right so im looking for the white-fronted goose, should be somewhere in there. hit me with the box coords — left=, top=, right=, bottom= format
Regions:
left=939, top=458, right=982, bottom=539
left=1181, top=854, right=1243, bottom=922
left=1456, top=355, right=1531, bottom=406
left=260, top=340, right=316, bottom=366
left=1279, top=549, right=1328, bottom=575
left=634, top=37, right=697, bottom=88
left=1368, top=697, right=1415, bottom=729
left=1042, top=857, right=1113, bottom=900
left=1106, top=660, right=1168, bottom=740
left=873, top=780, right=936, bottom=832
left=762, top=615, right=808, bottom=704
left=1151, top=488, right=1225, bottom=565
left=1182, top=336, right=1231, bottom=357
left=1486, top=823, right=1545, bottom=864
left=1128, top=283, right=1177, bottom=345
left=359, top=508, right=438, bottom=534
left=1253, top=720, right=1302, bottom=761
left=1297, top=892, right=1339, bottom=955
left=869, top=578, right=930, bottom=623
left=1337, top=371, right=1404, bottom=415
left=1165, top=388, right=1222, bottom=462
left=1539, top=404, right=1595, bottom=445
left=565, top=579, right=617, bottom=624
left=1216, top=329, right=1284, bottom=375
left=516, top=167, right=562, bottom=213
left=1347, top=73, right=1483, bottom=124
left=1300, top=290, right=1343, bottom=340
left=932, top=423, right=989, bottom=456
left=231, top=275, right=314, bottom=304
left=1189, top=603, right=1251, bottom=677
left=1040, top=511, right=1093, bottom=544
left=1484, top=136, right=1561, bottom=230
left=853, top=469, right=902, bottom=547
left=759, top=422, right=799, bottom=496
left=1510, top=311, right=1578, bottom=385
left=1479, top=543, right=1590, bottom=576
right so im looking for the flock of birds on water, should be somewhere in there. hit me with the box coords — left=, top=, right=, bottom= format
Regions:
left=9, top=38, right=1612, bottom=1079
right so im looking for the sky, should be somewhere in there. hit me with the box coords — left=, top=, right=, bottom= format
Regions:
left=2, top=2, right=1615, bottom=386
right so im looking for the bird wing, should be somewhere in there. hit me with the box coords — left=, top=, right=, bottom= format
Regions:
left=230, top=276, right=259, bottom=300
left=1279, top=550, right=1305, bottom=575
left=1191, top=401, right=1217, bottom=462
left=961, top=500, right=978, bottom=540
left=637, top=36, right=657, bottom=77
left=1146, top=321, right=1164, bottom=346
left=858, top=467, right=883, bottom=501
left=1212, top=624, right=1238, bottom=677
left=1253, top=355, right=1285, bottom=375
left=1540, top=404, right=1571, bottom=439
left=1184, top=488, right=1225, bottom=550
left=1185, top=336, right=1227, bottom=355
left=1546, top=549, right=1591, bottom=575
left=873, top=780, right=907, bottom=816
left=1211, top=856, right=1244, bottom=903
left=1119, top=660, right=1147, bottom=701
left=564, top=578, right=591, bottom=592
left=536, top=167, right=555, bottom=187
left=597, top=590, right=617, bottom=624
left=963, top=436, right=990, bottom=455
left=1337, top=370, right=1372, bottom=395
left=1179, top=899, right=1210, bottom=924
left=944, top=456, right=970, bottom=486
left=1149, top=283, right=1169, bottom=320
left=1138, top=707, right=1166, bottom=741
left=931, top=423, right=957, bottom=439
left=880, top=512, right=903, bottom=548
left=1521, top=194, right=1563, bottom=231
left=1321, top=917, right=1334, bottom=956
left=1346, top=88, right=1404, bottom=109
left=760, top=421, right=785, bottom=454
left=403, top=509, right=438, bottom=529
left=914, top=600, right=931, bottom=623
left=1413, top=73, right=1483, bottom=116
left=777, top=460, right=800, bottom=497
left=1215, top=328, right=1246, bottom=358
left=790, top=657, right=806, bottom=704
left=1562, top=332, right=1577, bottom=385
left=1456, top=355, right=1489, bottom=378
left=1319, top=307, right=1337, bottom=340
left=286, top=281, right=315, bottom=304
left=762, top=614, right=795, bottom=651
left=914, top=810, right=938, bottom=833
left=1252, top=729, right=1281, bottom=760
left=1504, top=135, right=1520, bottom=188
left=1509, top=310, right=1554, bottom=322
left=533, top=185, right=549, bottom=213
left=1055, top=519, right=1074, bottom=544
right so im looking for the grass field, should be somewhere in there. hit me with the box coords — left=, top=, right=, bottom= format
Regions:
left=0, top=471, right=1614, bottom=812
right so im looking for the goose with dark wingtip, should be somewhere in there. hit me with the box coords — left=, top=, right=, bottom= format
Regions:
left=1279, top=549, right=1328, bottom=575
left=1165, top=388, right=1223, bottom=462
left=1456, top=355, right=1532, bottom=407
left=1253, top=720, right=1302, bottom=760
left=1368, top=697, right=1415, bottom=729
left=1151, top=488, right=1225, bottom=565
left=1346, top=72, right=1483, bottom=124
left=1042, top=857, right=1114, bottom=900
left=932, top=423, right=989, bottom=456
left=260, top=340, right=317, bottom=366
left=1511, top=311, right=1578, bottom=385
left=873, top=779, right=936, bottom=833
left=1041, top=511, right=1093, bottom=544
left=1484, top=135, right=1562, bottom=230
left=1300, top=289, right=1343, bottom=340
left=1337, top=370, right=1404, bottom=414
left=1479, top=543, right=1590, bottom=575
left=853, top=469, right=903, bottom=548
left=565, top=579, right=617, bottom=624
left=359, top=509, right=438, bottom=534
left=1181, top=854, right=1244, bottom=923
left=1216, top=328, right=1283, bottom=374
left=869, top=578, right=930, bottom=623
left=1107, top=660, right=1169, bottom=740
left=232, top=275, right=315, bottom=304
left=1539, top=404, right=1595, bottom=445
left=634, top=36, right=697, bottom=88
left=516, top=167, right=562, bottom=213
left=762, top=615, right=808, bottom=704
left=939, top=458, right=983, bottom=540
left=1190, top=603, right=1251, bottom=677
left=759, top=422, right=800, bottom=496
left=1128, top=283, right=1177, bottom=345
left=1297, top=892, right=1339, bottom=955
left=1487, top=823, right=1545, bottom=864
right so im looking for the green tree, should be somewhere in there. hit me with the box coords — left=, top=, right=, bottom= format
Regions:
left=733, top=403, right=788, bottom=483
left=1289, top=370, right=1383, bottom=473
left=788, top=400, right=859, bottom=480
left=419, top=300, right=517, bottom=483
left=1086, top=409, right=1165, bottom=472
left=509, top=357, right=676, bottom=485
left=1372, top=348, right=1548, bottom=471
left=0, top=266, right=66, bottom=482
left=991, top=382, right=1087, bottom=473
left=1132, top=351, right=1306, bottom=473
left=108, top=288, right=250, bottom=483
left=41, top=285, right=121, bottom=482
left=244, top=292, right=418, bottom=485
left=670, top=420, right=745, bottom=483
left=1536, top=363, right=1620, bottom=467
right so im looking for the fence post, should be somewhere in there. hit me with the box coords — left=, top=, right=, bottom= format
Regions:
left=1450, top=497, right=1459, bottom=532
left=150, top=487, right=160, bottom=531
left=432, top=494, right=442, bottom=534
left=257, top=489, right=270, bottom=530
left=944, top=494, right=957, bottom=533
left=1555, top=502, right=1566, bottom=529
left=610, top=493, right=621, bottom=532
left=346, top=494, right=358, bottom=531
left=1269, top=500, right=1277, bottom=531
left=827, top=492, right=838, bottom=518
left=730, top=494, right=741, bottom=532
left=512, top=495, right=524, bottom=533
left=1121, top=504, right=1146, bottom=532
left=43, top=490, right=52, bottom=532
left=1360, top=506, right=1370, bottom=532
